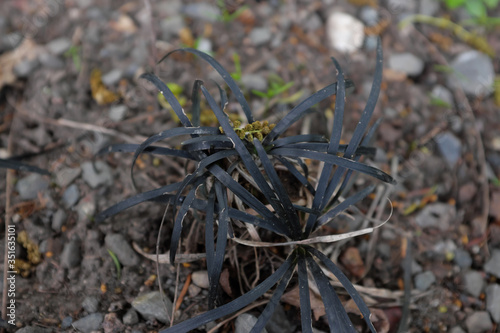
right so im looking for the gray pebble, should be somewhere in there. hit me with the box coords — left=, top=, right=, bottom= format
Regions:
left=465, top=311, right=493, bottom=333
left=486, top=284, right=500, bottom=323
left=16, top=327, right=51, bottom=333
left=464, top=270, right=485, bottom=298
left=109, top=105, right=127, bottom=121
left=447, top=50, right=494, bottom=96
left=249, top=27, right=272, bottom=46
left=359, top=6, right=379, bottom=26
left=61, top=316, right=73, bottom=329
left=81, top=161, right=113, bottom=188
left=56, top=167, right=81, bottom=188
left=16, top=174, right=49, bottom=200
left=411, top=260, right=423, bottom=275
left=14, top=59, right=40, bottom=78
left=454, top=248, right=472, bottom=268
left=160, top=16, right=185, bottom=40
left=60, top=239, right=81, bottom=269
left=235, top=313, right=267, bottom=333
left=105, top=233, right=140, bottom=266
left=419, top=0, right=440, bottom=16
left=46, top=37, right=72, bottom=55
left=72, top=313, right=104, bottom=333
left=241, top=74, right=268, bottom=92
left=76, top=194, right=96, bottom=223
left=414, top=271, right=436, bottom=291
left=38, top=53, right=64, bottom=69
left=82, top=296, right=99, bottom=313
left=388, top=52, right=425, bottom=76
left=51, top=209, right=66, bottom=231
left=449, top=327, right=466, bottom=333
left=431, top=85, right=454, bottom=107
left=484, top=249, right=500, bottom=278
left=192, top=270, right=210, bottom=289
left=266, top=304, right=296, bottom=333
left=0, top=33, right=22, bottom=53
left=415, top=203, right=455, bottom=231
left=101, top=69, right=123, bottom=86
left=435, top=131, right=462, bottom=168
left=304, top=13, right=322, bottom=31
left=132, top=291, right=173, bottom=323
left=183, top=3, right=220, bottom=22
left=62, top=184, right=80, bottom=208
left=123, top=308, right=139, bottom=325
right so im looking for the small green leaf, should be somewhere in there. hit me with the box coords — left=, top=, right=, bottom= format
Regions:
left=483, top=0, right=499, bottom=9
left=445, top=0, right=466, bottom=9
left=465, top=0, right=487, bottom=17
left=107, top=249, right=121, bottom=280
left=251, top=90, right=268, bottom=98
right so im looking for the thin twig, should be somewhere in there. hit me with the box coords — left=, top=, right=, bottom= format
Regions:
left=1, top=114, right=16, bottom=333
left=156, top=204, right=172, bottom=324
left=174, top=273, right=192, bottom=312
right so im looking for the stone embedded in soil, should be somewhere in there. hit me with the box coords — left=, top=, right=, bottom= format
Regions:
left=102, top=313, right=125, bottom=332
left=192, top=270, right=210, bottom=289
left=465, top=311, right=493, bottom=333
left=46, top=37, right=72, bottom=55
left=131, top=291, right=173, bottom=323
left=359, top=6, right=379, bottom=26
left=265, top=304, right=296, bottom=333
left=326, top=12, right=364, bottom=53
left=449, top=327, right=466, bottom=333
left=61, top=316, right=73, bottom=329
left=62, top=184, right=80, bottom=208
left=188, top=284, right=201, bottom=297
left=484, top=249, right=500, bottom=278
left=14, top=58, right=40, bottom=78
left=38, top=53, right=64, bottom=69
left=447, top=50, right=494, bottom=97
left=388, top=53, right=425, bottom=76
left=101, top=69, right=123, bottom=86
left=15, top=173, right=49, bottom=200
left=81, top=161, right=113, bottom=188
left=109, top=105, right=127, bottom=121
left=123, top=308, right=139, bottom=325
left=16, top=327, right=51, bottom=333
left=249, top=27, right=272, bottom=46
left=72, top=312, right=104, bottom=333
left=60, top=239, right=81, bottom=269
left=52, top=208, right=66, bottom=231
left=464, top=270, right=485, bottom=298
left=160, top=16, right=185, bottom=40
left=82, top=296, right=100, bottom=313
left=241, top=74, right=268, bottom=91
left=414, top=271, right=436, bottom=291
left=415, top=202, right=455, bottom=231
left=56, top=167, right=82, bottom=187
left=454, top=248, right=472, bottom=269
left=235, top=313, right=268, bottom=333
left=419, top=0, right=440, bottom=16
left=182, top=3, right=220, bottom=22
left=105, top=233, right=140, bottom=267
left=76, top=193, right=96, bottom=223
left=435, top=131, right=462, bottom=168
left=486, top=284, right=500, bottom=323
left=431, top=85, right=454, bottom=107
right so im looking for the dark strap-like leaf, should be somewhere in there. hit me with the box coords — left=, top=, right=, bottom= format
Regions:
left=0, top=158, right=50, bottom=175
left=297, top=252, right=313, bottom=333
left=159, top=252, right=297, bottom=333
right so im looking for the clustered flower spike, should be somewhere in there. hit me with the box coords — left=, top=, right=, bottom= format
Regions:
left=220, top=120, right=276, bottom=142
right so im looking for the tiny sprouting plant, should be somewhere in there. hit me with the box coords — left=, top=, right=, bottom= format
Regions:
left=442, top=0, right=500, bottom=20
left=97, top=37, right=395, bottom=332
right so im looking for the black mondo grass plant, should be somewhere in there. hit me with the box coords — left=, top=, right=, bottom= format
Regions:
left=96, top=37, right=395, bottom=332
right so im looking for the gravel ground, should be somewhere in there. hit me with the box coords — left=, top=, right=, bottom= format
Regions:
left=1, top=0, right=500, bottom=332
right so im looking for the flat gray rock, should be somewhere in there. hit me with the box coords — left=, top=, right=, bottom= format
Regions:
left=72, top=313, right=104, bottom=333
left=415, top=202, right=455, bottom=231
left=484, top=249, right=500, bottom=278
left=16, top=174, right=49, bottom=200
left=464, top=270, right=485, bottom=298
left=105, top=233, right=140, bottom=266
left=486, top=284, right=500, bottom=323
left=60, top=239, right=81, bottom=269
left=447, top=50, right=494, bottom=96
left=132, top=291, right=173, bottom=323
left=249, top=27, right=272, bottom=46
left=81, top=161, right=112, bottom=188
left=388, top=52, right=425, bottom=76
left=235, top=313, right=267, bottom=333
left=62, top=184, right=80, bottom=208
left=56, top=167, right=82, bottom=187
left=435, top=131, right=462, bottom=168
left=465, top=311, right=493, bottom=333
left=46, top=37, right=72, bottom=55
left=414, top=271, right=436, bottom=291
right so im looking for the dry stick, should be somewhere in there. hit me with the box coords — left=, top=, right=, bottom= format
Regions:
left=156, top=204, right=172, bottom=324
left=1, top=114, right=16, bottom=333
left=174, top=273, right=192, bottom=311
left=409, top=26, right=490, bottom=237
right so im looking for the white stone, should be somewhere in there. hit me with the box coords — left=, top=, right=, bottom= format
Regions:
left=326, top=12, right=364, bottom=53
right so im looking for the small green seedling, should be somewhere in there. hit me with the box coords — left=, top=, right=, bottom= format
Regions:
left=216, top=0, right=249, bottom=23
left=64, top=45, right=82, bottom=72
left=107, top=249, right=121, bottom=280
left=252, top=73, right=295, bottom=99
